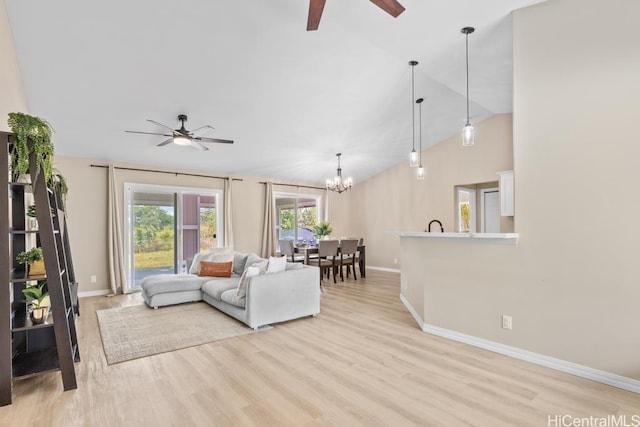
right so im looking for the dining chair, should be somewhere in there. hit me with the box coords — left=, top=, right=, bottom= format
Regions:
left=307, top=240, right=339, bottom=285
left=278, top=239, right=305, bottom=263
left=338, top=239, right=359, bottom=281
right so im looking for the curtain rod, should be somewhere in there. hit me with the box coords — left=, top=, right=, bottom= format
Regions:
left=90, top=164, right=243, bottom=181
left=259, top=181, right=326, bottom=191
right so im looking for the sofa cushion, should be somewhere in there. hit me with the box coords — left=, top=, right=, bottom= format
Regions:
left=285, top=262, right=304, bottom=270
left=202, top=277, right=240, bottom=300
left=140, top=274, right=210, bottom=297
left=267, top=256, right=287, bottom=274
left=220, top=289, right=246, bottom=308
left=233, top=252, right=249, bottom=275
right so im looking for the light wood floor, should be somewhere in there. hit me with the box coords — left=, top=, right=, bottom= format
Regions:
left=1, top=270, right=639, bottom=426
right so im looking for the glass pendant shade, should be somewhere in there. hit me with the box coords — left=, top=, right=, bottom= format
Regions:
left=417, top=165, right=425, bottom=180
left=462, top=123, right=474, bottom=147
left=409, top=149, right=419, bottom=167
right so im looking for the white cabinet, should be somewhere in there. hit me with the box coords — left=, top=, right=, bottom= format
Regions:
left=498, top=171, right=514, bottom=217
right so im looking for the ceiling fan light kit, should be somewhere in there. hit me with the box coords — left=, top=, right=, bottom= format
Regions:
left=125, top=114, right=234, bottom=151
left=461, top=26, right=475, bottom=147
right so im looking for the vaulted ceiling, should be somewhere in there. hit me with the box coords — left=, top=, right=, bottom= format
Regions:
left=5, top=0, right=544, bottom=184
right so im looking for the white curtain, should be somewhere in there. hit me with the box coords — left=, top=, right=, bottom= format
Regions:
left=108, top=164, right=128, bottom=295
left=324, top=188, right=330, bottom=222
left=260, top=182, right=275, bottom=258
left=223, top=178, right=234, bottom=248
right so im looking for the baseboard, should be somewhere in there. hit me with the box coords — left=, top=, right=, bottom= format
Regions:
left=421, top=323, right=640, bottom=394
left=367, top=265, right=401, bottom=273
left=399, top=293, right=425, bottom=329
left=78, top=289, right=111, bottom=298
left=399, top=293, right=639, bottom=394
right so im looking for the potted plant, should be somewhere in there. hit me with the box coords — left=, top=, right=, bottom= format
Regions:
left=27, top=204, right=56, bottom=218
left=22, top=282, right=50, bottom=324
left=313, top=221, right=333, bottom=240
left=7, top=113, right=69, bottom=201
left=17, top=247, right=45, bottom=277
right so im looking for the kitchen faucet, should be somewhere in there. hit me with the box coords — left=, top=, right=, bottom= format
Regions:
left=428, top=219, right=444, bottom=232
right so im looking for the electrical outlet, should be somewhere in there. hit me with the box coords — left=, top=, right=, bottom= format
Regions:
left=502, top=315, right=512, bottom=330
left=90, top=275, right=97, bottom=283
left=393, top=258, right=398, bottom=264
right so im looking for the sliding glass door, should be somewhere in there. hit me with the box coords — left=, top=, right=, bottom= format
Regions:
left=125, top=184, right=223, bottom=289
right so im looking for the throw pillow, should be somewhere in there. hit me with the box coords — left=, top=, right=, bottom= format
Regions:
left=244, top=253, right=267, bottom=273
left=199, top=261, right=233, bottom=277
left=233, top=252, right=249, bottom=275
left=189, top=247, right=233, bottom=274
left=237, top=265, right=260, bottom=297
left=267, top=256, right=287, bottom=274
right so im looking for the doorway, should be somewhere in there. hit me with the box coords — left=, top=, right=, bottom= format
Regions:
left=481, top=188, right=500, bottom=233
left=124, top=183, right=223, bottom=289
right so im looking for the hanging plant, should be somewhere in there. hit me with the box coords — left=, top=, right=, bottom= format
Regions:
left=7, top=112, right=54, bottom=183
left=51, top=168, right=69, bottom=203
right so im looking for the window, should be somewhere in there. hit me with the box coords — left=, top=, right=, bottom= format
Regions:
left=274, top=193, right=321, bottom=248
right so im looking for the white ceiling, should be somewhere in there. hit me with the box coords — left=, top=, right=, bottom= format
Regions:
left=5, top=0, right=544, bottom=185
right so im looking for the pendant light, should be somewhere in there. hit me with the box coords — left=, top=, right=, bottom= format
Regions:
left=461, top=27, right=475, bottom=147
left=408, top=60, right=419, bottom=166
left=416, top=98, right=425, bottom=180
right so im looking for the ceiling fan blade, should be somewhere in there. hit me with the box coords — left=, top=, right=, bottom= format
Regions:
left=157, top=138, right=173, bottom=147
left=125, top=130, right=173, bottom=137
left=190, top=124, right=216, bottom=136
left=369, top=0, right=405, bottom=17
left=195, top=137, right=234, bottom=144
left=190, top=140, right=209, bottom=151
left=307, top=0, right=326, bottom=31
left=146, top=119, right=176, bottom=132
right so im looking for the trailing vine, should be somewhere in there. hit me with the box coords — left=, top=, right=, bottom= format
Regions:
left=7, top=112, right=55, bottom=183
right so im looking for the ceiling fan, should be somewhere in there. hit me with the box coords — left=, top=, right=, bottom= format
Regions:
left=125, top=114, right=234, bottom=151
left=307, top=0, right=405, bottom=31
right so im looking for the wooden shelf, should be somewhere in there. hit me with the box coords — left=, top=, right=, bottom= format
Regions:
left=11, top=309, right=54, bottom=332
left=2, top=132, right=80, bottom=406
left=9, top=271, right=46, bottom=283
left=12, top=347, right=61, bottom=379
left=8, top=182, right=31, bottom=188
left=9, top=228, right=60, bottom=234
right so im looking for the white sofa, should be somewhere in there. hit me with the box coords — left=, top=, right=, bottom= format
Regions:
left=139, top=253, right=320, bottom=329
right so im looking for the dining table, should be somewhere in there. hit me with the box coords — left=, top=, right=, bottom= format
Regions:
left=295, top=244, right=366, bottom=278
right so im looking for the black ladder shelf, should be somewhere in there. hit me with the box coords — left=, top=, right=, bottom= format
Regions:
left=0, top=132, right=80, bottom=406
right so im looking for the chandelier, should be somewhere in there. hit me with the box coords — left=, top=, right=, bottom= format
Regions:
left=326, top=153, right=353, bottom=193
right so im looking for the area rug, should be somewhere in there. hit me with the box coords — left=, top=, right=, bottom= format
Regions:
left=96, top=302, right=269, bottom=364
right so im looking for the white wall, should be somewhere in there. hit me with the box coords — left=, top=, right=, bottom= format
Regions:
left=0, top=0, right=28, bottom=126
